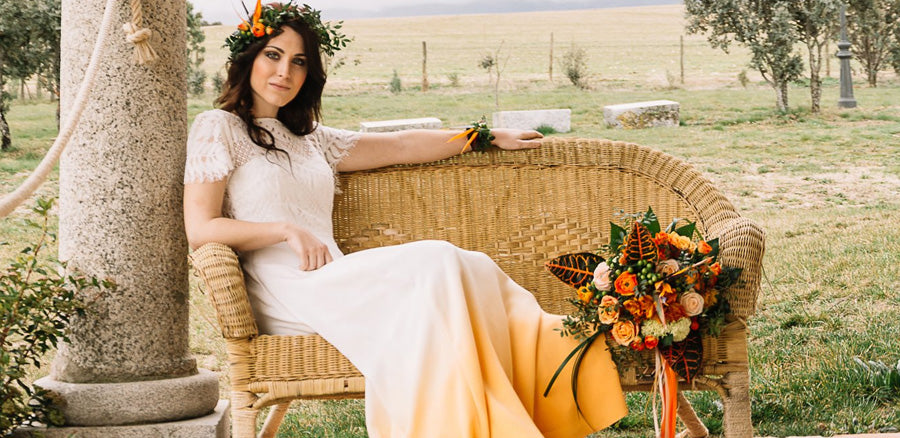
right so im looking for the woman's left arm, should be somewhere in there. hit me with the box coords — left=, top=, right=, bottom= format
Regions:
left=335, top=128, right=543, bottom=172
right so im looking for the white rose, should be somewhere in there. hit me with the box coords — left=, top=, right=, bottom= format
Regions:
left=680, top=292, right=705, bottom=317
left=656, top=259, right=680, bottom=275
left=593, top=262, right=611, bottom=290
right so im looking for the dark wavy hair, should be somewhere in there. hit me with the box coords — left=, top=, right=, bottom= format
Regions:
left=215, top=18, right=326, bottom=154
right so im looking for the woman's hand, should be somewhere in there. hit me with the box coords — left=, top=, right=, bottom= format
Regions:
left=490, top=128, right=543, bottom=150
left=282, top=223, right=333, bottom=271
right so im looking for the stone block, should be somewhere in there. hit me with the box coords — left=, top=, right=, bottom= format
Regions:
left=359, top=117, right=442, bottom=132
left=603, top=100, right=680, bottom=129
left=491, top=109, right=571, bottom=133
left=13, top=399, right=230, bottom=438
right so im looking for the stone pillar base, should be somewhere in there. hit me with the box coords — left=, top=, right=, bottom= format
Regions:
left=34, top=369, right=219, bottom=426
left=13, top=399, right=230, bottom=438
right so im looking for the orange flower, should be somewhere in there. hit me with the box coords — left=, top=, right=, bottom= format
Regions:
left=576, top=286, right=594, bottom=304
left=664, top=302, right=687, bottom=322
left=622, top=299, right=641, bottom=319
left=598, top=307, right=619, bottom=325
left=710, top=262, right=722, bottom=275
left=611, top=320, right=638, bottom=346
left=655, top=281, right=676, bottom=299
left=251, top=21, right=266, bottom=37
left=614, top=272, right=637, bottom=296
left=704, top=289, right=719, bottom=307
left=636, top=294, right=656, bottom=320
left=237, top=21, right=250, bottom=31
left=652, top=231, right=669, bottom=246
left=265, top=26, right=275, bottom=35
left=643, top=335, right=659, bottom=349
left=698, top=240, right=712, bottom=254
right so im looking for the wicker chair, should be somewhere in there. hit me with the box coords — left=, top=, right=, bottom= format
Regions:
left=189, top=137, right=765, bottom=438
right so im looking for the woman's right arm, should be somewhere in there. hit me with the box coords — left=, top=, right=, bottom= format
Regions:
left=184, top=180, right=333, bottom=270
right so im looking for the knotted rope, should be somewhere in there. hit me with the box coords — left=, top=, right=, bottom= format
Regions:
left=0, top=0, right=158, bottom=218
left=123, top=0, right=158, bottom=64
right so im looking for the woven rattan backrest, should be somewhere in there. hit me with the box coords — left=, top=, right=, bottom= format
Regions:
left=335, top=137, right=758, bottom=317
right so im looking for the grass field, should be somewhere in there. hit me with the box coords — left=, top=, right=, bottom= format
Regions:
left=5, top=4, right=900, bottom=437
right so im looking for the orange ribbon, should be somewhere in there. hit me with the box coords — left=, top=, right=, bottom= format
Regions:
left=661, top=359, right=678, bottom=438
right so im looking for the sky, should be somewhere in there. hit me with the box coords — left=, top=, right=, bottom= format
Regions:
left=192, top=0, right=678, bottom=25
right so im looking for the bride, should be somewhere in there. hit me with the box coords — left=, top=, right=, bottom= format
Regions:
left=183, top=2, right=627, bottom=436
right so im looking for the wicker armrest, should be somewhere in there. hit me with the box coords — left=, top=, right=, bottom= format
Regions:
left=714, top=217, right=766, bottom=319
left=189, top=242, right=259, bottom=339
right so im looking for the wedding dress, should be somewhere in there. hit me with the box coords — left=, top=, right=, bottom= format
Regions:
left=184, top=109, right=627, bottom=438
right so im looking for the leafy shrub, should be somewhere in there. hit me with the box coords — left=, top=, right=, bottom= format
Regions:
left=389, top=70, right=402, bottom=93
left=188, top=69, right=207, bottom=96
left=559, top=44, right=589, bottom=89
left=447, top=72, right=460, bottom=87
left=535, top=125, right=557, bottom=135
left=211, top=71, right=225, bottom=95
left=0, top=199, right=112, bottom=435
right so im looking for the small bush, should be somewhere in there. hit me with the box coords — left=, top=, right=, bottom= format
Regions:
left=0, top=199, right=113, bottom=436
left=389, top=70, right=402, bottom=93
left=188, top=69, right=207, bottom=96
left=211, top=72, right=225, bottom=95
left=738, top=70, right=749, bottom=88
left=559, top=45, right=589, bottom=89
left=447, top=73, right=460, bottom=87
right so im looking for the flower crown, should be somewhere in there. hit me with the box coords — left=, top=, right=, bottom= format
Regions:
left=225, top=1, right=351, bottom=61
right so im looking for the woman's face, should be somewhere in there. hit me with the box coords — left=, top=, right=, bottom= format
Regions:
left=250, top=27, right=308, bottom=118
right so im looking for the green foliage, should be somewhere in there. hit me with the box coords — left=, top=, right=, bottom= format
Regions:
left=446, top=72, right=460, bottom=87
left=0, top=198, right=112, bottom=435
left=186, top=1, right=206, bottom=94
left=534, top=124, right=556, bottom=135
left=211, top=71, right=225, bottom=95
left=848, top=0, right=900, bottom=86
left=389, top=70, right=401, bottom=93
left=685, top=0, right=804, bottom=111
left=559, top=44, right=589, bottom=89
left=0, top=0, right=60, bottom=150
left=188, top=69, right=207, bottom=96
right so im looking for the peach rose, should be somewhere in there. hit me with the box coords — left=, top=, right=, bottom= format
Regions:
left=656, top=259, right=680, bottom=275
left=680, top=292, right=705, bottom=316
left=599, top=307, right=619, bottom=325
left=670, top=234, right=692, bottom=251
left=600, top=295, right=618, bottom=308
left=611, top=320, right=639, bottom=346
left=593, top=262, right=611, bottom=290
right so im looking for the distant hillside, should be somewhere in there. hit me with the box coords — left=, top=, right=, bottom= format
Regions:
left=325, top=0, right=682, bottom=19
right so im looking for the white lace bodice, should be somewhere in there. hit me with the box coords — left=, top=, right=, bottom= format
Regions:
left=184, top=109, right=360, bottom=253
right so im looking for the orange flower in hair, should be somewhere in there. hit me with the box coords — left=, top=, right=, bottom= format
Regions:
left=251, top=22, right=266, bottom=37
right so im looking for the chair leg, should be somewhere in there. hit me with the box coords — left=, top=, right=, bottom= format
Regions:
left=676, top=391, right=709, bottom=438
left=231, top=391, right=261, bottom=438
left=722, top=370, right=753, bottom=438
left=258, top=402, right=291, bottom=438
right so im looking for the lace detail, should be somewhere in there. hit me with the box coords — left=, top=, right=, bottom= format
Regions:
left=184, top=110, right=236, bottom=183
left=309, top=124, right=361, bottom=175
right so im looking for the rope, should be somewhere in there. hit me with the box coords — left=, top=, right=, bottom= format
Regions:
left=0, top=0, right=158, bottom=218
left=123, top=0, right=158, bottom=64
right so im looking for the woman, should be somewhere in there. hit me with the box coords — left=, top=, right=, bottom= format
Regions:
left=184, top=3, right=626, bottom=436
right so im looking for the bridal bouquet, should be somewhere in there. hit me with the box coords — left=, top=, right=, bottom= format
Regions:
left=543, top=208, right=741, bottom=435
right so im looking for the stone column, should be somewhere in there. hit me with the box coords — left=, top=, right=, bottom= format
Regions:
left=28, top=0, right=224, bottom=434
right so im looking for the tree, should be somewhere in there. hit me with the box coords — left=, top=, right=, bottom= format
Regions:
left=186, top=1, right=206, bottom=95
left=685, top=1, right=803, bottom=112
left=0, top=0, right=60, bottom=150
left=788, top=0, right=842, bottom=113
left=848, top=0, right=900, bottom=87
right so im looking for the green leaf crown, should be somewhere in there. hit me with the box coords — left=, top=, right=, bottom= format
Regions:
left=225, top=1, right=351, bottom=62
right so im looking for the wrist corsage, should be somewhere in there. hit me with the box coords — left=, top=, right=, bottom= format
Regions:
left=448, top=116, right=495, bottom=153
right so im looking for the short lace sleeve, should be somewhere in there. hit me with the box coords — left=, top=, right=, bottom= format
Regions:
left=184, top=110, right=235, bottom=184
left=308, top=124, right=361, bottom=173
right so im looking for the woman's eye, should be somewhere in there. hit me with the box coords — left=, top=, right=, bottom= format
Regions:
left=292, top=58, right=306, bottom=67
left=265, top=51, right=280, bottom=60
